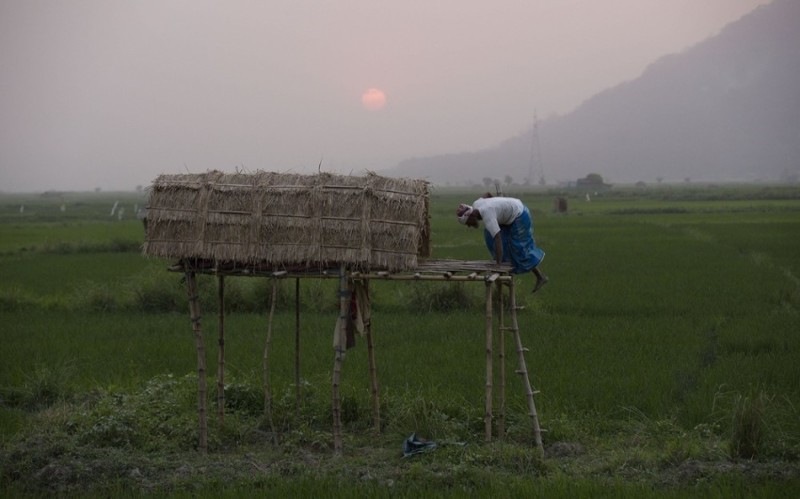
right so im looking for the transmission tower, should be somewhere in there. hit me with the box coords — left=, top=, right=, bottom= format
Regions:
left=528, top=111, right=546, bottom=186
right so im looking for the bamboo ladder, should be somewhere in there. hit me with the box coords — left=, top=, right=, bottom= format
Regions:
left=482, top=274, right=543, bottom=453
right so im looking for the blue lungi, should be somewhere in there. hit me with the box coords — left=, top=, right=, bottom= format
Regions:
left=482, top=207, right=545, bottom=273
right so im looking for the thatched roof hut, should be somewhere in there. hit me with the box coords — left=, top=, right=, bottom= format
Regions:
left=143, top=170, right=430, bottom=272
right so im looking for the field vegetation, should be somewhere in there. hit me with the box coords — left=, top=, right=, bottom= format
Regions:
left=1, top=185, right=799, bottom=497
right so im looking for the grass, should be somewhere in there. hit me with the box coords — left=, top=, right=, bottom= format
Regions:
left=1, top=185, right=799, bottom=496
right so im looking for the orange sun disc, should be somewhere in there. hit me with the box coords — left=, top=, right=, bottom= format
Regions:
left=361, top=88, right=386, bottom=111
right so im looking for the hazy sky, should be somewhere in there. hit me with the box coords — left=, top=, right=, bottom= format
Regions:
left=0, top=0, right=771, bottom=192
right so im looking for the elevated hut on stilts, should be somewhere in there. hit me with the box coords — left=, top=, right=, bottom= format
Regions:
left=142, top=170, right=543, bottom=455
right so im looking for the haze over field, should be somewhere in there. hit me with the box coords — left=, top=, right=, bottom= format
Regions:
left=0, top=0, right=776, bottom=192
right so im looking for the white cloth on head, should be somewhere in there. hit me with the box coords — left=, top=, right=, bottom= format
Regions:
left=457, top=204, right=473, bottom=224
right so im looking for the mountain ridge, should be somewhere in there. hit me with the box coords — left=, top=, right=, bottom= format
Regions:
left=385, top=0, right=800, bottom=185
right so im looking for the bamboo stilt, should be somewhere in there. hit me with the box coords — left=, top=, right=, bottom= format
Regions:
left=217, top=275, right=225, bottom=426
left=332, top=268, right=348, bottom=454
left=484, top=281, right=494, bottom=442
left=295, top=278, right=301, bottom=419
left=359, top=281, right=381, bottom=433
left=508, top=277, right=543, bottom=453
left=185, top=271, right=208, bottom=453
left=263, top=279, right=278, bottom=444
left=497, top=280, right=506, bottom=438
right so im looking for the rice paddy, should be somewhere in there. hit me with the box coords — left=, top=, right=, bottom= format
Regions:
left=1, top=184, right=799, bottom=496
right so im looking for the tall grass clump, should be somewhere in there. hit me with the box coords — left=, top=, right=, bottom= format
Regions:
left=407, top=282, right=475, bottom=312
left=712, top=386, right=800, bottom=460
left=2, top=362, right=77, bottom=410
left=728, top=390, right=770, bottom=459
left=71, top=281, right=120, bottom=312
left=0, top=287, right=36, bottom=312
left=128, top=271, right=188, bottom=312
left=380, top=387, right=481, bottom=441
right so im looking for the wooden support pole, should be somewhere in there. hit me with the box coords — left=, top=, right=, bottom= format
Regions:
left=217, top=275, right=226, bottom=426
left=484, top=281, right=494, bottom=442
left=185, top=271, right=208, bottom=453
left=263, top=279, right=278, bottom=444
left=508, top=277, right=544, bottom=453
left=295, top=278, right=301, bottom=419
left=360, top=281, right=381, bottom=433
left=496, top=280, right=506, bottom=438
left=332, top=268, right=348, bottom=454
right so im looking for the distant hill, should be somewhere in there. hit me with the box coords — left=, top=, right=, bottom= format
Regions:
left=386, top=0, right=800, bottom=185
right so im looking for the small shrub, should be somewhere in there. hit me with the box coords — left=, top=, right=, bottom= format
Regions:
left=70, top=373, right=202, bottom=452
left=224, top=382, right=263, bottom=415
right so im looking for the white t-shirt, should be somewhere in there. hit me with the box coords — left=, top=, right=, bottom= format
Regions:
left=472, top=197, right=524, bottom=237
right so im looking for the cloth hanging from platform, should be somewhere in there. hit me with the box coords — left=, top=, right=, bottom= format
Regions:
left=333, top=282, right=371, bottom=353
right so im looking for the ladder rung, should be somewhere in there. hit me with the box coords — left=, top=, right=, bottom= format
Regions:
left=514, top=306, right=526, bottom=310
left=515, top=369, right=527, bottom=375
left=520, top=347, right=529, bottom=352
left=499, top=326, right=517, bottom=331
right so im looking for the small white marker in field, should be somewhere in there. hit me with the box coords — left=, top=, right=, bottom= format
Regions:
left=118, top=207, right=125, bottom=220
left=110, top=200, right=119, bottom=216
left=19, top=205, right=24, bottom=213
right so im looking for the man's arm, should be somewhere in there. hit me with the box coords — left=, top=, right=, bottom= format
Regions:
left=493, top=233, right=502, bottom=264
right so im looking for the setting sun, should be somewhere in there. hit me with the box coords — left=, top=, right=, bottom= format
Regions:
left=361, top=88, right=386, bottom=111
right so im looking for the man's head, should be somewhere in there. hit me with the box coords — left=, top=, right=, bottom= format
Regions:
left=456, top=203, right=480, bottom=228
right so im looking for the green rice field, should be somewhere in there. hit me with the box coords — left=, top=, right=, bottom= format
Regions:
left=1, top=185, right=799, bottom=497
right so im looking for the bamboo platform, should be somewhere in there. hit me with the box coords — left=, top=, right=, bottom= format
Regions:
left=172, top=257, right=543, bottom=455
left=169, top=258, right=515, bottom=280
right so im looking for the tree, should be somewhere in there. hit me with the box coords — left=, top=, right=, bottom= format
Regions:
left=576, top=173, right=610, bottom=190
left=584, top=173, right=604, bottom=184
left=482, top=177, right=493, bottom=188
left=504, top=175, right=514, bottom=187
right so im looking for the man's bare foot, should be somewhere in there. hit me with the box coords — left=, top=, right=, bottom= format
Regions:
left=533, top=275, right=549, bottom=293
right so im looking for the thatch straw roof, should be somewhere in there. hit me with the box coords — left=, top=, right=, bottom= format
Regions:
left=143, top=170, right=430, bottom=272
